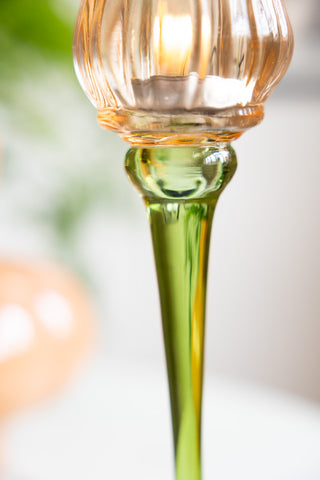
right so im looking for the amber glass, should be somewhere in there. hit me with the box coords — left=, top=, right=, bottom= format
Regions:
left=73, top=0, right=293, bottom=145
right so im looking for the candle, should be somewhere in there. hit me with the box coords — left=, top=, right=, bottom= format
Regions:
left=133, top=11, right=195, bottom=110
left=131, top=10, right=252, bottom=112
left=132, top=74, right=252, bottom=111
left=153, top=12, right=193, bottom=76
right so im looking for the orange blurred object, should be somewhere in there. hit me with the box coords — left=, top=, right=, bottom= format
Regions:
left=0, top=259, right=95, bottom=417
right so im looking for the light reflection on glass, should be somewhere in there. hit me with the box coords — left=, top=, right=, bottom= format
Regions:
left=252, top=0, right=278, bottom=37
left=35, top=290, right=74, bottom=339
left=0, top=305, right=35, bottom=362
left=229, top=0, right=251, bottom=37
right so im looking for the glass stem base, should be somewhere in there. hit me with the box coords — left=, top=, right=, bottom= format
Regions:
left=126, top=145, right=237, bottom=480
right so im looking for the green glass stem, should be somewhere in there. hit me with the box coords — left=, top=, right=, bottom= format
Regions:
left=126, top=145, right=237, bottom=480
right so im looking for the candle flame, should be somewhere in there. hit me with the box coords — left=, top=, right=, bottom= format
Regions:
left=153, top=13, right=193, bottom=75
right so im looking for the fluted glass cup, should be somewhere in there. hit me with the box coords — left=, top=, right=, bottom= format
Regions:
left=73, top=1, right=293, bottom=479
left=74, top=0, right=293, bottom=144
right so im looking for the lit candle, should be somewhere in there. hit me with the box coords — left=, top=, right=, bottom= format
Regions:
left=131, top=10, right=250, bottom=112
left=132, top=12, right=195, bottom=110
left=153, top=13, right=193, bottom=76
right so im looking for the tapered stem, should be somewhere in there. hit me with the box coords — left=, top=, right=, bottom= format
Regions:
left=149, top=200, right=213, bottom=480
left=126, top=145, right=237, bottom=480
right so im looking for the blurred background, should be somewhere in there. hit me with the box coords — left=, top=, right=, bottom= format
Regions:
left=0, top=0, right=319, bottom=479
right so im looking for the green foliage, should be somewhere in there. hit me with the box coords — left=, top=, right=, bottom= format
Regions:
left=0, top=0, right=116, bottom=281
left=37, top=172, right=111, bottom=246
left=0, top=0, right=73, bottom=59
left=0, top=0, right=74, bottom=103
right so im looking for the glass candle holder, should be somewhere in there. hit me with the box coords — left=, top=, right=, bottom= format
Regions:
left=73, top=1, right=293, bottom=479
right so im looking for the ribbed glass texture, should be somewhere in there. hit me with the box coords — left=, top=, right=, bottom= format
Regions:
left=73, top=0, right=293, bottom=145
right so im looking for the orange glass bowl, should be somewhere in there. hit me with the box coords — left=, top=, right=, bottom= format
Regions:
left=0, top=259, right=95, bottom=417
left=73, top=0, right=293, bottom=145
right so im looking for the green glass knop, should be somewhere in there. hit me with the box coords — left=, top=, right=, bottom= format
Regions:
left=126, top=145, right=237, bottom=480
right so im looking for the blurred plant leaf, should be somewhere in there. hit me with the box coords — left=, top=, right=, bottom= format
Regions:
left=0, top=0, right=76, bottom=135
left=0, top=0, right=73, bottom=63
left=31, top=168, right=111, bottom=245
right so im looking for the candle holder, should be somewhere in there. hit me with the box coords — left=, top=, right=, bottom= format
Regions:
left=73, top=1, right=293, bottom=479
